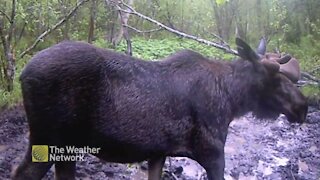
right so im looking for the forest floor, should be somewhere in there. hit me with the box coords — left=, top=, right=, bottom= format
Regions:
left=0, top=104, right=319, bottom=180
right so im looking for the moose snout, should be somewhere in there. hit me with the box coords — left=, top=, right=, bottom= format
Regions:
left=285, top=103, right=308, bottom=124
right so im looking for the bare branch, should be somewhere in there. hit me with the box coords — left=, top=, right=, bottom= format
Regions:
left=310, top=66, right=320, bottom=74
left=124, top=24, right=162, bottom=33
left=19, top=0, right=89, bottom=58
left=163, top=170, right=179, bottom=180
left=0, top=9, right=11, bottom=22
left=301, top=72, right=320, bottom=83
left=118, top=0, right=135, bottom=12
left=14, top=21, right=27, bottom=48
left=115, top=1, right=238, bottom=55
left=211, top=32, right=229, bottom=47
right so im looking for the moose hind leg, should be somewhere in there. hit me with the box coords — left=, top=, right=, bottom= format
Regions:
left=12, top=144, right=53, bottom=180
left=148, top=156, right=166, bottom=180
left=54, top=161, right=76, bottom=180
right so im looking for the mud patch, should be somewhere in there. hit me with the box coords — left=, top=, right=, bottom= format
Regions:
left=0, top=105, right=319, bottom=179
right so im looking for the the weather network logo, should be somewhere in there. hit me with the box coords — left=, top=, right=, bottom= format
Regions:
left=32, top=145, right=49, bottom=162
left=31, top=145, right=101, bottom=162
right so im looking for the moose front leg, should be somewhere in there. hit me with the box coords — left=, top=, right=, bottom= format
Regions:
left=55, top=161, right=76, bottom=180
left=193, top=130, right=227, bottom=180
left=148, top=156, right=166, bottom=180
left=198, top=149, right=225, bottom=180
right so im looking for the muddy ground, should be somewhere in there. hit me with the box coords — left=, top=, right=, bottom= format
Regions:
left=0, top=104, right=319, bottom=180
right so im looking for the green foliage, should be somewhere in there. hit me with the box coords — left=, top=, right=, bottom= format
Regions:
left=269, top=36, right=320, bottom=101
left=1, top=0, right=320, bottom=106
left=0, top=78, right=21, bottom=108
left=1, top=36, right=320, bottom=107
left=133, top=0, right=214, bottom=38
left=2, top=37, right=236, bottom=107
left=216, top=0, right=229, bottom=6
left=0, top=56, right=29, bottom=108
left=113, top=37, right=235, bottom=60
left=302, top=85, right=320, bottom=98
left=268, top=36, right=320, bottom=76
left=269, top=0, right=287, bottom=31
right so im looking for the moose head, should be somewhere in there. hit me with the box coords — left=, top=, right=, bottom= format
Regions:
left=236, top=37, right=308, bottom=123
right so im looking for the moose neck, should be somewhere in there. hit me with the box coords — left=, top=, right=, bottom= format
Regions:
left=224, top=60, right=266, bottom=120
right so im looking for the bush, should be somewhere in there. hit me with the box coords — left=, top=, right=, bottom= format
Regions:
left=0, top=55, right=29, bottom=108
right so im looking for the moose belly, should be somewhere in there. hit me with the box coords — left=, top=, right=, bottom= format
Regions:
left=87, top=134, right=166, bottom=163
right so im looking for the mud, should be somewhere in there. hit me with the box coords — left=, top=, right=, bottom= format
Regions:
left=0, top=105, right=319, bottom=180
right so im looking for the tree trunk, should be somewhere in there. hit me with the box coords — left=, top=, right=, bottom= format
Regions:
left=0, top=0, right=16, bottom=92
left=210, top=0, right=237, bottom=41
left=88, top=0, right=97, bottom=43
left=112, top=0, right=134, bottom=50
left=61, top=0, right=70, bottom=40
left=235, top=16, right=248, bottom=41
left=5, top=53, right=15, bottom=91
left=104, top=1, right=117, bottom=43
left=256, top=0, right=263, bottom=35
left=63, top=18, right=70, bottom=40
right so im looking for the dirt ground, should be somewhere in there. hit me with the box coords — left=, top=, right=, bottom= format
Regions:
left=0, top=104, right=319, bottom=180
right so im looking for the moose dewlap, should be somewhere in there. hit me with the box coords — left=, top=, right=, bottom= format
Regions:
left=13, top=38, right=307, bottom=180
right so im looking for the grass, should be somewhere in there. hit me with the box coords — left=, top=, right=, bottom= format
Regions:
left=0, top=81, right=21, bottom=108
left=302, top=85, right=320, bottom=99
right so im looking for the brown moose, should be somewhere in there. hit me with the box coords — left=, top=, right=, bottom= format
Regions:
left=13, top=38, right=307, bottom=180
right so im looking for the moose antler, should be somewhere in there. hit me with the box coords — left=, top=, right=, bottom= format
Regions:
left=263, top=53, right=301, bottom=83
left=237, top=37, right=301, bottom=83
left=279, top=57, right=300, bottom=83
left=254, top=38, right=300, bottom=83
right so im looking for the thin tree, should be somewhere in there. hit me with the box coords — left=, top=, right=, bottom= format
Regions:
left=88, top=0, right=97, bottom=43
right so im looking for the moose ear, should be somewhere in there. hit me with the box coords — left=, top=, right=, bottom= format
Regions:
left=236, top=37, right=260, bottom=62
left=256, top=37, right=266, bottom=55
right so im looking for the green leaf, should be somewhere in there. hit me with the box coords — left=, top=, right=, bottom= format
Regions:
left=216, top=0, right=228, bottom=6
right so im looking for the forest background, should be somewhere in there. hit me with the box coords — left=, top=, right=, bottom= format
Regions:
left=0, top=0, right=319, bottom=107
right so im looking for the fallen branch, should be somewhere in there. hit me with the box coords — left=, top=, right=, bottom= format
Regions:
left=297, top=80, right=319, bottom=87
left=301, top=72, right=320, bottom=83
left=297, top=71, right=320, bottom=87
left=211, top=32, right=229, bottom=46
left=310, top=66, right=320, bottom=74
left=163, top=170, right=179, bottom=180
left=115, top=1, right=238, bottom=55
left=19, top=0, right=89, bottom=58
left=124, top=24, right=163, bottom=33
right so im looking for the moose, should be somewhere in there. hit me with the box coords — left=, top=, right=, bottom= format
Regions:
left=13, top=38, right=307, bottom=180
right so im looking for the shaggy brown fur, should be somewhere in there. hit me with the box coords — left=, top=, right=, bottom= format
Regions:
left=13, top=38, right=307, bottom=180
